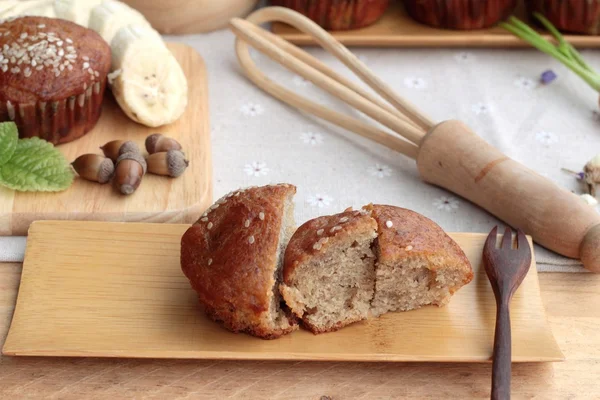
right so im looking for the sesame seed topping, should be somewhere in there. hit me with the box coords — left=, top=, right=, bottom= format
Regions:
left=385, top=221, right=393, bottom=228
left=405, top=245, right=413, bottom=251
left=207, top=222, right=213, bottom=230
left=234, top=192, right=240, bottom=196
left=340, top=217, right=349, bottom=223
left=244, top=220, right=250, bottom=228
left=82, top=55, right=89, bottom=61
left=82, top=62, right=89, bottom=69
left=259, top=212, right=265, bottom=220
left=200, top=217, right=208, bottom=222
left=330, top=226, right=341, bottom=233
left=66, top=38, right=73, bottom=43
left=213, top=204, right=219, bottom=209
left=316, top=229, right=324, bottom=236
left=320, top=237, right=329, bottom=244
left=313, top=242, right=322, bottom=250
left=248, top=236, right=255, bottom=244
left=0, top=26, right=81, bottom=79
left=208, top=258, right=213, bottom=266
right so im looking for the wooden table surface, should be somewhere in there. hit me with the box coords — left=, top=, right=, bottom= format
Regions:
left=1, top=262, right=599, bottom=399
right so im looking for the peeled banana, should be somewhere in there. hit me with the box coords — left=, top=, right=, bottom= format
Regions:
left=109, top=24, right=188, bottom=127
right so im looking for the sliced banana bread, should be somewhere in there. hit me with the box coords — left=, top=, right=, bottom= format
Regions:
left=280, top=209, right=378, bottom=333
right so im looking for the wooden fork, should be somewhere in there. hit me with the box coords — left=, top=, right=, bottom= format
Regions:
left=483, top=227, right=532, bottom=400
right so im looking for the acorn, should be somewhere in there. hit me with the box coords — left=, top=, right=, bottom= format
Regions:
left=101, top=140, right=141, bottom=162
left=147, top=150, right=189, bottom=177
left=145, top=134, right=182, bottom=154
left=71, top=154, right=115, bottom=184
left=114, top=152, right=147, bottom=195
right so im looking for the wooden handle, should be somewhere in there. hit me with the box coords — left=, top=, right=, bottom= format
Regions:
left=417, top=120, right=600, bottom=272
left=491, top=301, right=512, bottom=400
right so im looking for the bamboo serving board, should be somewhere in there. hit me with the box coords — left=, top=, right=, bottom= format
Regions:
left=3, top=220, right=563, bottom=362
left=0, top=43, right=212, bottom=236
left=272, top=1, right=600, bottom=48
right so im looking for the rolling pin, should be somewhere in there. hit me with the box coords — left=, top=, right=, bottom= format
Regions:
left=418, top=120, right=600, bottom=272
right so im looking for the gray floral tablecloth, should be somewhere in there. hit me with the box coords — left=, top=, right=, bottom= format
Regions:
left=2, top=28, right=598, bottom=272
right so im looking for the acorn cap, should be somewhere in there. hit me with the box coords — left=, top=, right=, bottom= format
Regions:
left=119, top=141, right=141, bottom=157
left=96, top=157, right=116, bottom=183
left=117, top=151, right=147, bottom=174
left=166, top=149, right=189, bottom=177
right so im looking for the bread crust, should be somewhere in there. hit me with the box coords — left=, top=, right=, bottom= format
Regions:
left=181, top=184, right=298, bottom=340
left=364, top=204, right=473, bottom=289
left=0, top=17, right=111, bottom=144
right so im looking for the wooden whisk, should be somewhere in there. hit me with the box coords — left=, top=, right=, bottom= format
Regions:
left=230, top=6, right=600, bottom=273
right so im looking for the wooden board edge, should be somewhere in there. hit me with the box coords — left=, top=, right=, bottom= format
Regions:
left=271, top=24, right=600, bottom=48
left=1, top=348, right=564, bottom=362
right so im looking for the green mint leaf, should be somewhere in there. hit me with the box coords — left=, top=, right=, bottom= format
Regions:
left=0, top=137, right=73, bottom=192
left=0, top=122, right=18, bottom=166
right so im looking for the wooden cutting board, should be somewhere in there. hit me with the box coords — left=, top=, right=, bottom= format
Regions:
left=2, top=220, right=563, bottom=362
left=0, top=43, right=212, bottom=236
left=272, top=1, right=600, bottom=48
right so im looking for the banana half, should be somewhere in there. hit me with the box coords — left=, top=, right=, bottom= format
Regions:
left=110, top=25, right=188, bottom=128
left=89, top=0, right=150, bottom=44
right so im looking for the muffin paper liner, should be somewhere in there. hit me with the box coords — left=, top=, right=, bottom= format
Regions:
left=270, top=0, right=390, bottom=30
left=527, top=0, right=600, bottom=35
left=1, top=79, right=106, bottom=145
left=404, top=0, right=518, bottom=30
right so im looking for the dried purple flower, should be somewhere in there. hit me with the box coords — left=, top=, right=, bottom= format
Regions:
left=540, top=69, right=557, bottom=84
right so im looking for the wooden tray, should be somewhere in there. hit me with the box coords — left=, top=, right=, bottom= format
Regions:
left=272, top=1, right=600, bottom=48
left=3, top=220, right=563, bottom=362
left=0, top=43, right=212, bottom=236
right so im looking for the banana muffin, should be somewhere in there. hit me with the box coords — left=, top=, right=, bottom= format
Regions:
left=404, top=0, right=517, bottom=30
left=0, top=16, right=110, bottom=144
left=271, top=0, right=390, bottom=30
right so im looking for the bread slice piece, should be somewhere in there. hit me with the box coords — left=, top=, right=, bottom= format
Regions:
left=280, top=209, right=378, bottom=333
left=365, top=204, right=473, bottom=317
left=180, top=184, right=298, bottom=339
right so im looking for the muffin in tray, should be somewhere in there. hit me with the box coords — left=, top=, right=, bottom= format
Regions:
left=527, top=0, right=600, bottom=35
left=404, top=0, right=518, bottom=30
left=0, top=16, right=111, bottom=145
left=270, top=0, right=390, bottom=30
